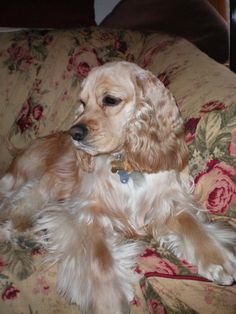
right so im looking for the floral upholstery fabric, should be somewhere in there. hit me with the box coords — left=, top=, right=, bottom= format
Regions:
left=0, top=27, right=236, bottom=314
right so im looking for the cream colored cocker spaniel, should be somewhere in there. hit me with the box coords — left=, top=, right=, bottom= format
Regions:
left=0, top=61, right=235, bottom=314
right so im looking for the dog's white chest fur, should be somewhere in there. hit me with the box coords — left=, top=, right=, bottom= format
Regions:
left=78, top=155, right=185, bottom=230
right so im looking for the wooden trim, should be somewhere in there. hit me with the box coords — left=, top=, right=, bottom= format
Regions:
left=208, top=0, right=227, bottom=20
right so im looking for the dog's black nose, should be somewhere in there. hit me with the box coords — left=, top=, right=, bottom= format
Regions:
left=69, top=123, right=88, bottom=141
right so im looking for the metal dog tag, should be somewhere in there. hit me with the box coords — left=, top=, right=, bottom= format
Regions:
left=117, top=170, right=129, bottom=184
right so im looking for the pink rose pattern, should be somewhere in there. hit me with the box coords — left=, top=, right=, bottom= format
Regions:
left=67, top=46, right=102, bottom=82
left=3, top=31, right=53, bottom=73
left=131, top=295, right=141, bottom=307
left=33, top=276, right=50, bottom=295
left=65, top=31, right=134, bottom=87
left=140, top=249, right=179, bottom=276
left=1, top=284, right=20, bottom=301
left=139, top=248, right=200, bottom=279
left=185, top=117, right=201, bottom=145
left=147, top=299, right=166, bottom=314
left=199, top=100, right=225, bottom=114
left=12, top=79, right=47, bottom=136
left=187, top=102, right=236, bottom=216
left=0, top=238, right=46, bottom=307
left=195, top=160, right=236, bottom=214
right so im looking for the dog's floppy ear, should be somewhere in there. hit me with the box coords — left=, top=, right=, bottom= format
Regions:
left=124, top=68, right=188, bottom=173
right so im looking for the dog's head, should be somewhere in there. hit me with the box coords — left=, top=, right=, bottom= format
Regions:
left=69, top=61, right=188, bottom=173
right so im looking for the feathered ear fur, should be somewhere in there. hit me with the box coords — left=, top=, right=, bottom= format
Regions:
left=124, top=68, right=188, bottom=173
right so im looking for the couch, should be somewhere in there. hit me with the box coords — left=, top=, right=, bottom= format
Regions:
left=0, top=22, right=236, bottom=314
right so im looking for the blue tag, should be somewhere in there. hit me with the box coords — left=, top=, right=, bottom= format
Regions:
left=117, top=170, right=129, bottom=184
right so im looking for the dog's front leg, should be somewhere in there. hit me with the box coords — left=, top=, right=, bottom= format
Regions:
left=160, top=211, right=236, bottom=285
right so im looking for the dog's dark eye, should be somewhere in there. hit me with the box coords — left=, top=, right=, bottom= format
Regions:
left=102, top=95, right=121, bottom=107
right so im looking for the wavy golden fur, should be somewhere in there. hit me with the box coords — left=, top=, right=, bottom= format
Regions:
left=124, top=67, right=188, bottom=172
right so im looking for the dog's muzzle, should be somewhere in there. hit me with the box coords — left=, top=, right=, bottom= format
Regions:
left=69, top=123, right=88, bottom=141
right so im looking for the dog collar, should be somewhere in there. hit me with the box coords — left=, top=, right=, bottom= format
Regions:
left=111, top=153, right=133, bottom=184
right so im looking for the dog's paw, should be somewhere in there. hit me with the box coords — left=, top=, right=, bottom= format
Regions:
left=199, top=253, right=236, bottom=285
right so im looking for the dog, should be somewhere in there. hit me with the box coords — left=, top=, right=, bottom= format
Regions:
left=0, top=61, right=235, bottom=314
